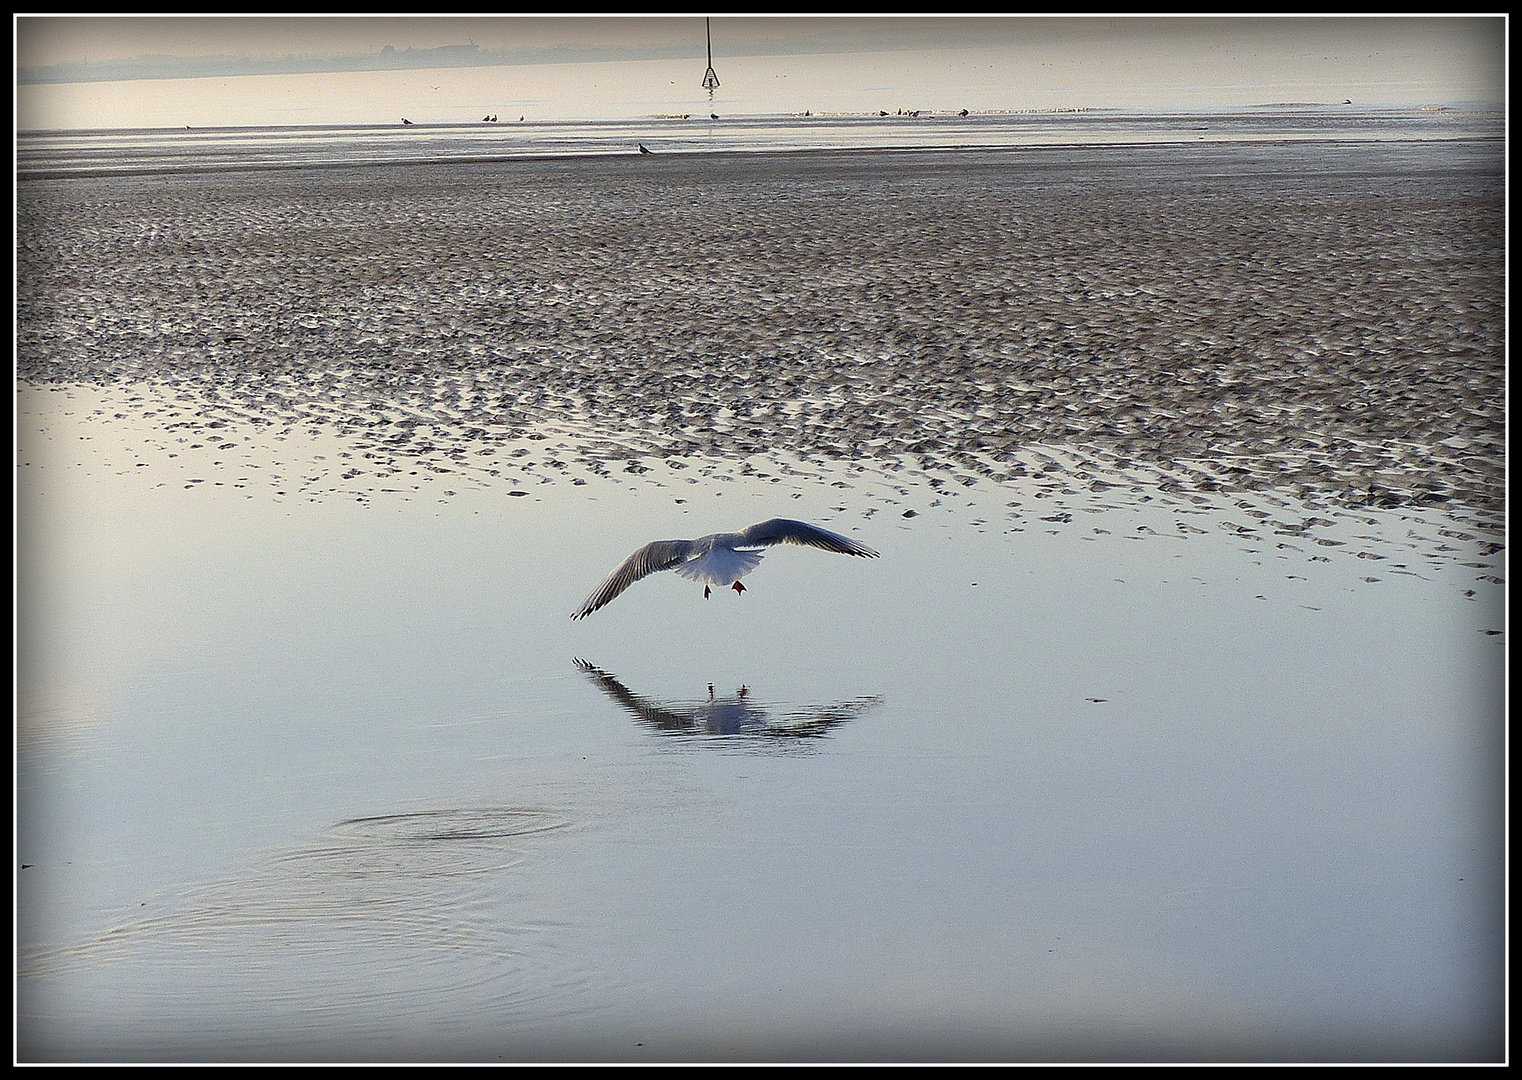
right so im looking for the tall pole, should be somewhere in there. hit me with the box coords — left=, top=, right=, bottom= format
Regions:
left=703, top=17, right=720, bottom=92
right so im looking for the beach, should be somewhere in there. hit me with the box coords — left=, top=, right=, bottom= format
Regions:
left=18, top=140, right=1504, bottom=520
left=16, top=135, right=1505, bottom=1062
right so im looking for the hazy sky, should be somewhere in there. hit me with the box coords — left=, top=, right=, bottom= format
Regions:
left=14, top=15, right=1504, bottom=130
left=16, top=15, right=1504, bottom=80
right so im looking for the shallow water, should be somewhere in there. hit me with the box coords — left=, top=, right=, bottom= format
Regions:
left=16, top=382, right=1505, bottom=1062
left=15, top=104, right=1502, bottom=179
left=15, top=122, right=1506, bottom=1061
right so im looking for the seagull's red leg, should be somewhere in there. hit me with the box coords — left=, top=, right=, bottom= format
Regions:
left=732, top=580, right=746, bottom=594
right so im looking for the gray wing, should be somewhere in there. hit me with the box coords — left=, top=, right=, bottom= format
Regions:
left=572, top=539, right=693, bottom=619
left=573, top=659, right=694, bottom=730
left=736, top=518, right=879, bottom=558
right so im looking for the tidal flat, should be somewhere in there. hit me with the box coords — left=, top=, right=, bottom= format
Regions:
left=16, top=139, right=1504, bottom=1062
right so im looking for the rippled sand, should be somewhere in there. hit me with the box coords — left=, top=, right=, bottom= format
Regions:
left=16, top=141, right=1506, bottom=1063
left=17, top=140, right=1504, bottom=544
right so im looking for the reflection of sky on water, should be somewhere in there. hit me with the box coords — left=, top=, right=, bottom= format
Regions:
left=574, top=658, right=880, bottom=745
left=16, top=391, right=1503, bottom=1061
left=16, top=105, right=1504, bottom=179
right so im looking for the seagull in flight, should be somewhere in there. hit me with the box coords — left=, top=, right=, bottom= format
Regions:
left=572, top=518, right=878, bottom=619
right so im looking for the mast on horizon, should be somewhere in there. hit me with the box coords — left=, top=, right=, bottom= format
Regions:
left=702, top=17, right=720, bottom=95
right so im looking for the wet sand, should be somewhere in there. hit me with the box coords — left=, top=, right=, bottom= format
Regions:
left=16, top=141, right=1506, bottom=1063
left=16, top=141, right=1505, bottom=531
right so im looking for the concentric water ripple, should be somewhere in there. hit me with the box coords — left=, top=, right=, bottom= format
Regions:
left=20, top=805, right=574, bottom=978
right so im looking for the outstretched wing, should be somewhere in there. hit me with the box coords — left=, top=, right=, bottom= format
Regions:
left=573, top=659, right=693, bottom=730
left=736, top=519, right=879, bottom=558
left=572, top=539, right=693, bottom=619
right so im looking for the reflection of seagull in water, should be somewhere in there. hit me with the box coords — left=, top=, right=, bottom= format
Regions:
left=571, top=518, right=878, bottom=619
left=574, top=660, right=881, bottom=740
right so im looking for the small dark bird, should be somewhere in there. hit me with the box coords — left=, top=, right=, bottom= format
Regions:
left=879, top=111, right=889, bottom=117
left=638, top=143, right=653, bottom=154
left=959, top=108, right=969, bottom=117
left=711, top=112, right=719, bottom=120
left=483, top=114, right=491, bottom=121
left=402, top=118, right=413, bottom=125
left=491, top=114, right=497, bottom=122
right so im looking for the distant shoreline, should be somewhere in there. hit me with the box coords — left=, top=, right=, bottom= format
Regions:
left=14, top=107, right=1504, bottom=183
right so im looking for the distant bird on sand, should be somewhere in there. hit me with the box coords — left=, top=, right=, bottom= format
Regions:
left=711, top=112, right=719, bottom=120
left=571, top=518, right=879, bottom=619
left=483, top=114, right=491, bottom=121
left=638, top=142, right=653, bottom=154
left=959, top=108, right=969, bottom=117
left=402, top=118, right=413, bottom=125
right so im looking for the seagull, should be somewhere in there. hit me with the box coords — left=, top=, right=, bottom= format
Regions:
left=571, top=518, right=878, bottom=619
left=638, top=142, right=653, bottom=154
left=573, top=660, right=880, bottom=739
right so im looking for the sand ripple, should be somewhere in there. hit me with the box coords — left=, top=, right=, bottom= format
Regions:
left=17, top=144, right=1503, bottom=521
